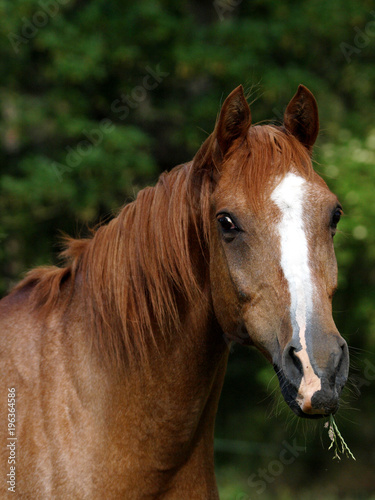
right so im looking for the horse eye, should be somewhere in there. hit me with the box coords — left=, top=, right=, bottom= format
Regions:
left=331, top=207, right=342, bottom=230
left=217, top=214, right=238, bottom=232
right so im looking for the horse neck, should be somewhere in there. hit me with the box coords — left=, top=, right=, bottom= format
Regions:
left=57, top=164, right=230, bottom=487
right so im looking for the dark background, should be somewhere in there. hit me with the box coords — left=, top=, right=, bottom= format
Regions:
left=1, top=1, right=375, bottom=498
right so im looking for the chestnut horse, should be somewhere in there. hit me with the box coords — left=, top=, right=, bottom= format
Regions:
left=0, top=85, right=348, bottom=498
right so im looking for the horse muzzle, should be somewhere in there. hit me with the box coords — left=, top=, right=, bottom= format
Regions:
left=274, top=335, right=349, bottom=419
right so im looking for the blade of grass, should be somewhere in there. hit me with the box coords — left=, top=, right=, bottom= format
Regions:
left=325, top=415, right=356, bottom=460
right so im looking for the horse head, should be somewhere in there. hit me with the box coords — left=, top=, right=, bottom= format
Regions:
left=202, top=85, right=349, bottom=418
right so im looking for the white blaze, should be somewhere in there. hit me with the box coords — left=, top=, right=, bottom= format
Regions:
left=271, top=172, right=321, bottom=410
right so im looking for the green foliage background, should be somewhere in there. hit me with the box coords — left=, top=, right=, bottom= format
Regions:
left=1, top=0, right=375, bottom=498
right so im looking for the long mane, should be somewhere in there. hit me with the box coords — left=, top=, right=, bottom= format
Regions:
left=11, top=124, right=313, bottom=367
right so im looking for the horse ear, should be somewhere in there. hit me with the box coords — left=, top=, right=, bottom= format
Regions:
left=284, top=85, right=319, bottom=151
left=216, top=85, right=251, bottom=156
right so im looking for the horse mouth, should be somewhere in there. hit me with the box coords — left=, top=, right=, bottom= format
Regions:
left=273, top=364, right=338, bottom=420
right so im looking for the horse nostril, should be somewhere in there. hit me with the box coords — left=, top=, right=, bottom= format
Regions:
left=336, top=345, right=345, bottom=373
left=335, top=341, right=349, bottom=380
left=288, top=346, right=303, bottom=377
left=328, top=340, right=349, bottom=389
